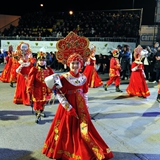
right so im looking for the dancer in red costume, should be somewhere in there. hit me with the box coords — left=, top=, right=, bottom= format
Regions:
left=27, top=48, right=54, bottom=123
left=42, top=32, right=114, bottom=160
left=126, top=45, right=150, bottom=98
left=4, top=44, right=13, bottom=64
left=103, top=49, right=123, bottom=92
left=83, top=44, right=103, bottom=88
left=9, top=50, right=21, bottom=87
left=0, top=45, right=14, bottom=83
left=13, top=42, right=35, bottom=105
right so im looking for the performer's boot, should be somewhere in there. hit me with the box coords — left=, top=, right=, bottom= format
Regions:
left=116, top=85, right=123, bottom=92
left=40, top=110, right=46, bottom=117
left=35, top=110, right=41, bottom=123
left=157, top=94, right=160, bottom=103
left=10, top=82, right=13, bottom=87
left=103, top=84, right=108, bottom=91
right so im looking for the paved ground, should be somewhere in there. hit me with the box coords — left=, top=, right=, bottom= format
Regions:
left=0, top=63, right=160, bottom=160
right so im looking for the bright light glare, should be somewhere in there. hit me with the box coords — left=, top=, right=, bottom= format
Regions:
left=69, top=10, right=73, bottom=15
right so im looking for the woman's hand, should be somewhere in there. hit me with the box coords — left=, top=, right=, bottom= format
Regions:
left=67, top=108, right=79, bottom=119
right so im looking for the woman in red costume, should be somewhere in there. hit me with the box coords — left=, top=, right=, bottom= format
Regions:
left=4, top=44, right=13, bottom=64
left=83, top=44, right=103, bottom=88
left=13, top=42, right=35, bottom=105
left=126, top=45, right=150, bottom=98
left=0, top=45, right=14, bottom=83
left=27, top=48, right=54, bottom=123
left=42, top=32, right=114, bottom=160
left=9, top=50, right=21, bottom=87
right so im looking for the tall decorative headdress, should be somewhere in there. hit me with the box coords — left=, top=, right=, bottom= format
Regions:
left=8, top=45, right=13, bottom=52
left=90, top=44, right=96, bottom=52
left=134, top=45, right=143, bottom=60
left=112, top=49, right=119, bottom=57
left=16, top=42, right=32, bottom=55
left=37, top=47, right=46, bottom=59
left=56, top=31, right=91, bottom=66
left=7, top=45, right=13, bottom=56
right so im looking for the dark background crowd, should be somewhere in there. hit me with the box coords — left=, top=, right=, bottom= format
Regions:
left=1, top=9, right=141, bottom=40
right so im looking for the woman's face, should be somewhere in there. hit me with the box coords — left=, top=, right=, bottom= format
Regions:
left=91, top=52, right=95, bottom=57
left=69, top=60, right=81, bottom=74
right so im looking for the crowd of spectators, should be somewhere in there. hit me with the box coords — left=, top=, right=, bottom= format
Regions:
left=1, top=9, right=141, bottom=39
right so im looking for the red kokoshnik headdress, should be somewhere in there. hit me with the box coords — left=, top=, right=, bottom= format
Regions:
left=16, top=41, right=32, bottom=55
left=56, top=31, right=91, bottom=66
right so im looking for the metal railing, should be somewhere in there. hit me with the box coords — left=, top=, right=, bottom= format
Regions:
left=0, top=36, right=138, bottom=42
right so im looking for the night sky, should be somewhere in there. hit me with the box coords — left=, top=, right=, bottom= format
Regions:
left=0, top=0, right=156, bottom=25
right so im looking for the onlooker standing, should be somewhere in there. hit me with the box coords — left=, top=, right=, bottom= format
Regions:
left=150, top=42, right=159, bottom=82
left=46, top=52, right=52, bottom=66
left=119, top=45, right=131, bottom=80
left=156, top=80, right=160, bottom=102
left=0, top=50, right=4, bottom=64
left=96, top=53, right=103, bottom=73
left=50, top=51, right=58, bottom=70
left=154, top=47, right=160, bottom=83
left=102, top=55, right=109, bottom=74
left=142, top=46, right=152, bottom=81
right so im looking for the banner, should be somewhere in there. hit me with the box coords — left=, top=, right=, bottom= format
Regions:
left=140, top=25, right=158, bottom=46
left=1, top=40, right=136, bottom=55
left=155, top=0, right=160, bottom=23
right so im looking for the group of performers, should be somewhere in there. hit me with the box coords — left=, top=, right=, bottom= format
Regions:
left=0, top=32, right=114, bottom=160
left=84, top=42, right=151, bottom=99
left=103, top=44, right=151, bottom=98
left=0, top=31, right=159, bottom=159
left=0, top=42, right=54, bottom=123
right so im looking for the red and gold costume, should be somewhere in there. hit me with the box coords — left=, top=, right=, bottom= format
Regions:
left=27, top=50, right=54, bottom=123
left=9, top=50, right=21, bottom=86
left=4, top=45, right=13, bottom=64
left=83, top=44, right=103, bottom=88
left=42, top=32, right=113, bottom=160
left=0, top=56, right=12, bottom=82
left=0, top=45, right=14, bottom=83
left=103, top=49, right=123, bottom=92
left=126, top=45, right=150, bottom=98
left=13, top=42, right=35, bottom=105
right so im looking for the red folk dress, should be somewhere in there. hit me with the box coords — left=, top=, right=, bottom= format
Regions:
left=42, top=71, right=113, bottom=160
left=9, top=57, right=20, bottom=83
left=83, top=57, right=103, bottom=88
left=126, top=61, right=150, bottom=98
left=27, top=66, right=54, bottom=111
left=13, top=60, right=34, bottom=105
left=0, top=56, right=13, bottom=83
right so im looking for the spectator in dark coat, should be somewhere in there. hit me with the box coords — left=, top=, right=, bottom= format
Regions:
left=119, top=45, right=131, bottom=80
